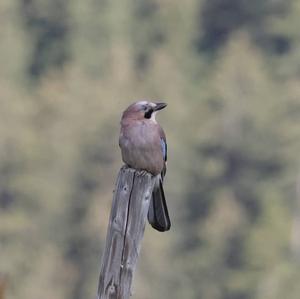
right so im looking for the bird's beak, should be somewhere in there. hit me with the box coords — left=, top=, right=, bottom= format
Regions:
left=153, top=102, right=167, bottom=111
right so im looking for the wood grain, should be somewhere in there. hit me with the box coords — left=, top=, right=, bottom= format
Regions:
left=97, top=166, right=155, bottom=299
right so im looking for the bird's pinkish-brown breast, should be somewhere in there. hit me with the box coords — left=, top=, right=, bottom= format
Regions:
left=119, top=120, right=165, bottom=175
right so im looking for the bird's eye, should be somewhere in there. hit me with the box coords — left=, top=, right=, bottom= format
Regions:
left=142, top=105, right=148, bottom=111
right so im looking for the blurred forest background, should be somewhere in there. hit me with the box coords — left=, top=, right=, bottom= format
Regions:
left=1, top=0, right=300, bottom=299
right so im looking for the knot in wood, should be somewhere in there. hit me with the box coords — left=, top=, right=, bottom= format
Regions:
left=144, top=191, right=151, bottom=200
left=122, top=184, right=128, bottom=192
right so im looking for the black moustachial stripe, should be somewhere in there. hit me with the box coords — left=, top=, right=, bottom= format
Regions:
left=144, top=108, right=153, bottom=119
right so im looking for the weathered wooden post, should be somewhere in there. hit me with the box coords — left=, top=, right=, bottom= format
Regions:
left=97, top=166, right=156, bottom=299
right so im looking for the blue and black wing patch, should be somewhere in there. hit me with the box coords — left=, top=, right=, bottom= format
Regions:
left=160, top=138, right=167, bottom=162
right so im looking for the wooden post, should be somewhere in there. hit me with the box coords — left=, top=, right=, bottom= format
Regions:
left=97, top=166, right=156, bottom=299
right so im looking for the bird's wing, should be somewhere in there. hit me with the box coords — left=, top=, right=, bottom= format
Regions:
left=160, top=138, right=167, bottom=162
left=147, top=124, right=170, bottom=232
left=158, top=126, right=167, bottom=161
left=157, top=125, right=167, bottom=178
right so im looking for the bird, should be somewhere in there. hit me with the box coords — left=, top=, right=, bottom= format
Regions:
left=119, top=100, right=171, bottom=232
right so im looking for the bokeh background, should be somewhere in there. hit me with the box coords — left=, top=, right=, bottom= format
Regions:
left=1, top=1, right=300, bottom=299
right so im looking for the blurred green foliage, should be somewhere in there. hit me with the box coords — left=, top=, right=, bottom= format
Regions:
left=1, top=1, right=300, bottom=299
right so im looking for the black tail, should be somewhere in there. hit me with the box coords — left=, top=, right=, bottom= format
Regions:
left=147, top=176, right=171, bottom=232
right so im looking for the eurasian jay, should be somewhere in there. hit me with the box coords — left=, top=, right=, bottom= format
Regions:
left=119, top=101, right=171, bottom=232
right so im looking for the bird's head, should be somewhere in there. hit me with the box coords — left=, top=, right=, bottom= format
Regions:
left=122, top=100, right=167, bottom=122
